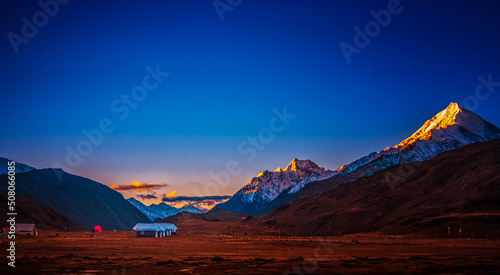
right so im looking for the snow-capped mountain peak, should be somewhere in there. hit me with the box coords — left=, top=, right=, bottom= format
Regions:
left=213, top=102, right=500, bottom=216
left=336, top=102, right=500, bottom=175
left=398, top=102, right=461, bottom=147
left=283, top=158, right=301, bottom=171
left=0, top=157, right=35, bottom=175
left=127, top=198, right=204, bottom=221
left=395, top=102, right=488, bottom=149
left=213, top=159, right=334, bottom=215
left=283, top=158, right=326, bottom=177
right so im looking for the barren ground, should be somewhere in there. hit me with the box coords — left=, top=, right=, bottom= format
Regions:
left=1, top=230, right=499, bottom=274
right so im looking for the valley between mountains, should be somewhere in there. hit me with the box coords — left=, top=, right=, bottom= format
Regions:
left=2, top=102, right=500, bottom=274
left=2, top=102, right=499, bottom=236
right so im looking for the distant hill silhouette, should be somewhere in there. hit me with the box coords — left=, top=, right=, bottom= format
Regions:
left=0, top=168, right=149, bottom=230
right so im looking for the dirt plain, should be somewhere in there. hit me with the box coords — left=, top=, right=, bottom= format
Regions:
left=1, top=230, right=500, bottom=274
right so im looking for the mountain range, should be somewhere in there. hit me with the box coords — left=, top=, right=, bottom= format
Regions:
left=1, top=102, right=498, bottom=235
left=211, top=158, right=335, bottom=215
left=127, top=197, right=204, bottom=221
left=215, top=103, right=500, bottom=216
left=248, top=138, right=500, bottom=237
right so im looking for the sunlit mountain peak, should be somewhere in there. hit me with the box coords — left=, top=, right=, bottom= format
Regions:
left=395, top=102, right=489, bottom=150
left=334, top=102, right=500, bottom=176
left=215, top=158, right=333, bottom=214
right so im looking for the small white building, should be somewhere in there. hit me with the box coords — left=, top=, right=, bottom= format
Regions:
left=132, top=223, right=177, bottom=238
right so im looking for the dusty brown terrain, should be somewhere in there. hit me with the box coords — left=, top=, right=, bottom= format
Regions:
left=1, top=230, right=499, bottom=274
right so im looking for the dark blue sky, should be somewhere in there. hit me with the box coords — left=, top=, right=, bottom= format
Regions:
left=1, top=0, right=499, bottom=200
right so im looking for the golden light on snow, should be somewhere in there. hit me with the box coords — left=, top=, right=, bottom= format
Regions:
left=395, top=102, right=462, bottom=149
left=243, top=186, right=258, bottom=194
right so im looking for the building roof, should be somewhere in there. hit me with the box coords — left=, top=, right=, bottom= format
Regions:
left=132, top=223, right=177, bottom=231
left=16, top=224, right=36, bottom=231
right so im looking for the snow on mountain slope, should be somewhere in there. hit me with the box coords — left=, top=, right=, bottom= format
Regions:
left=212, top=159, right=334, bottom=215
left=332, top=102, right=500, bottom=177
left=127, top=198, right=170, bottom=221
left=216, top=102, right=500, bottom=216
left=0, top=157, right=35, bottom=174
left=251, top=139, right=500, bottom=236
left=177, top=205, right=205, bottom=214
left=127, top=198, right=204, bottom=222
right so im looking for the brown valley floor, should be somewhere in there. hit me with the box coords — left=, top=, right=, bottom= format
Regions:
left=1, top=230, right=500, bottom=274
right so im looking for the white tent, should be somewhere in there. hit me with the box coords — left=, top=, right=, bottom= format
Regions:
left=132, top=223, right=177, bottom=238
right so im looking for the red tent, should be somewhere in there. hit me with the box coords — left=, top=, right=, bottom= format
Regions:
left=93, top=225, right=102, bottom=233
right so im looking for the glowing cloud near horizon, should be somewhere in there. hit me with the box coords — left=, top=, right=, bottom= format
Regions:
left=109, top=181, right=169, bottom=192
left=165, top=190, right=177, bottom=199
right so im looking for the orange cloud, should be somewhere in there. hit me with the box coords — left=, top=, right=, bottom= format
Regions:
left=165, top=190, right=177, bottom=198
left=109, top=180, right=169, bottom=192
